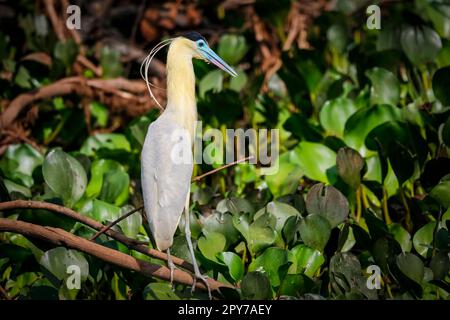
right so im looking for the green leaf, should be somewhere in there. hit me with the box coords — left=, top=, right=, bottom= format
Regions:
left=278, top=274, right=314, bottom=298
left=117, top=205, right=142, bottom=238
left=91, top=199, right=120, bottom=223
left=442, top=116, right=450, bottom=147
left=248, top=247, right=289, bottom=288
left=80, top=133, right=131, bottom=157
left=320, top=97, right=358, bottom=137
left=288, top=244, right=325, bottom=278
left=143, top=283, right=180, bottom=300
left=240, top=271, right=272, bottom=300
left=430, top=252, right=450, bottom=281
left=366, top=67, right=400, bottom=106
left=433, top=67, right=450, bottom=106
left=255, top=201, right=301, bottom=234
left=336, top=147, right=364, bottom=189
left=396, top=253, right=424, bottom=284
left=401, top=25, right=442, bottom=66
left=291, top=141, right=337, bottom=183
left=217, top=34, right=249, bottom=65
left=199, top=70, right=223, bottom=98
left=232, top=213, right=277, bottom=256
left=54, top=39, right=78, bottom=68
left=100, top=46, right=123, bottom=78
left=229, top=69, right=247, bottom=92
left=344, top=104, right=402, bottom=155
left=40, top=247, right=88, bottom=282
left=202, top=212, right=240, bottom=247
left=14, top=66, right=32, bottom=89
left=217, top=252, right=244, bottom=282
left=305, top=183, right=349, bottom=228
left=0, top=144, right=43, bottom=187
left=266, top=152, right=303, bottom=198
left=43, top=149, right=87, bottom=207
left=413, top=222, right=436, bottom=258
left=198, top=232, right=227, bottom=263
left=299, top=214, right=331, bottom=252
left=216, top=197, right=254, bottom=215
left=388, top=223, right=412, bottom=252
left=90, top=102, right=109, bottom=127
left=430, top=180, right=450, bottom=208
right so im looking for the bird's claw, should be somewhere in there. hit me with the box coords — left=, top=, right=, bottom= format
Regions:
left=191, top=273, right=212, bottom=300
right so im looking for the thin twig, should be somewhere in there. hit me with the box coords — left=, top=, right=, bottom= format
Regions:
left=90, top=206, right=144, bottom=241
left=192, top=156, right=254, bottom=182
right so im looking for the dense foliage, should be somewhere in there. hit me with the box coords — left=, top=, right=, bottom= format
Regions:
left=0, top=0, right=450, bottom=300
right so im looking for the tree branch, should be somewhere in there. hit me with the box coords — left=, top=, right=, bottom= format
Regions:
left=0, top=218, right=229, bottom=293
left=0, top=200, right=193, bottom=272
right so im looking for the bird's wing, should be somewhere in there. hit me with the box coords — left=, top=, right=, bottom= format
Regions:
left=141, top=116, right=193, bottom=251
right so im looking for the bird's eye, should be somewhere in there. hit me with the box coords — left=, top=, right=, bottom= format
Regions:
left=198, top=41, right=205, bottom=48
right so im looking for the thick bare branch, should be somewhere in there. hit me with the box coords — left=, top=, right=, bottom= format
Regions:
left=0, top=218, right=229, bottom=293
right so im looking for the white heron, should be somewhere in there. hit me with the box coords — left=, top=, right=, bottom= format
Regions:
left=140, top=32, right=237, bottom=297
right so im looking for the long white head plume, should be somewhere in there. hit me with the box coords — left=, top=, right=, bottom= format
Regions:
left=140, top=38, right=174, bottom=110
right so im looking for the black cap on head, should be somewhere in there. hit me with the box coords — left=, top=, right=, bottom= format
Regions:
left=182, top=31, right=207, bottom=43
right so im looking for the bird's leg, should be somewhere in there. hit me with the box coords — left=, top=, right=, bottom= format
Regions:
left=184, top=194, right=212, bottom=299
left=166, top=248, right=175, bottom=290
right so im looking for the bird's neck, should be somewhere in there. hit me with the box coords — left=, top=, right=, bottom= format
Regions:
left=165, top=45, right=197, bottom=139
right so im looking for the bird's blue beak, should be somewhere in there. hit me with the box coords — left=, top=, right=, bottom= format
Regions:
left=199, top=46, right=238, bottom=77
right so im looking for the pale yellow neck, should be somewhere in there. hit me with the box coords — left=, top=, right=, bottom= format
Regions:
left=165, top=39, right=197, bottom=138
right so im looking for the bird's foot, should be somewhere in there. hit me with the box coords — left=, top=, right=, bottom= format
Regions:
left=166, top=249, right=176, bottom=291
left=191, top=272, right=212, bottom=300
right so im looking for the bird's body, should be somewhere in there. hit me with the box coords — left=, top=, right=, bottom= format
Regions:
left=141, top=38, right=197, bottom=251
left=140, top=33, right=237, bottom=297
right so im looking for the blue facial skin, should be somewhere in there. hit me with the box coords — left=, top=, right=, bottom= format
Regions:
left=195, top=39, right=238, bottom=77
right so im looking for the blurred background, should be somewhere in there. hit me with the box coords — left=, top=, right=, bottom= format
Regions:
left=0, top=0, right=449, bottom=300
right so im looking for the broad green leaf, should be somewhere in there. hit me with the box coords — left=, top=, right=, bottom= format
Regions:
left=91, top=199, right=120, bottom=223
left=90, top=101, right=109, bottom=127
left=288, top=244, right=325, bottom=278
left=86, top=159, right=129, bottom=206
left=202, top=212, right=240, bottom=246
left=266, top=152, right=303, bottom=198
left=305, top=183, right=349, bottom=228
left=299, top=214, right=331, bottom=252
left=0, top=144, right=43, bottom=187
left=54, top=39, right=78, bottom=68
left=388, top=223, right=412, bottom=252
left=199, top=70, right=223, bottom=98
left=320, top=97, right=357, bottom=137
left=217, top=252, right=244, bottom=282
left=430, top=180, right=450, bottom=208
left=232, top=213, right=277, bottom=256
left=291, top=142, right=336, bottom=183
left=43, top=149, right=87, bottom=207
left=40, top=247, right=88, bottom=282
left=336, top=147, right=364, bottom=189
left=198, top=232, right=227, bottom=263
left=216, top=197, right=254, bottom=215
left=401, top=25, right=442, bottom=66
left=117, top=205, right=142, bottom=238
left=240, top=271, right=272, bottom=300
left=254, top=201, right=301, bottom=234
left=80, top=133, right=131, bottom=157
left=413, top=222, right=436, bottom=258
left=248, top=247, right=289, bottom=288
left=344, top=104, right=402, bottom=155
left=278, top=274, right=314, bottom=298
left=143, top=283, right=180, bottom=300
left=433, top=67, right=450, bottom=106
left=217, top=34, right=249, bottom=65
left=396, top=253, right=424, bottom=284
left=366, top=67, right=400, bottom=106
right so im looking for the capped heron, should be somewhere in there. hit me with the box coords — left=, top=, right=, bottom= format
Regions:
left=140, top=32, right=237, bottom=297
